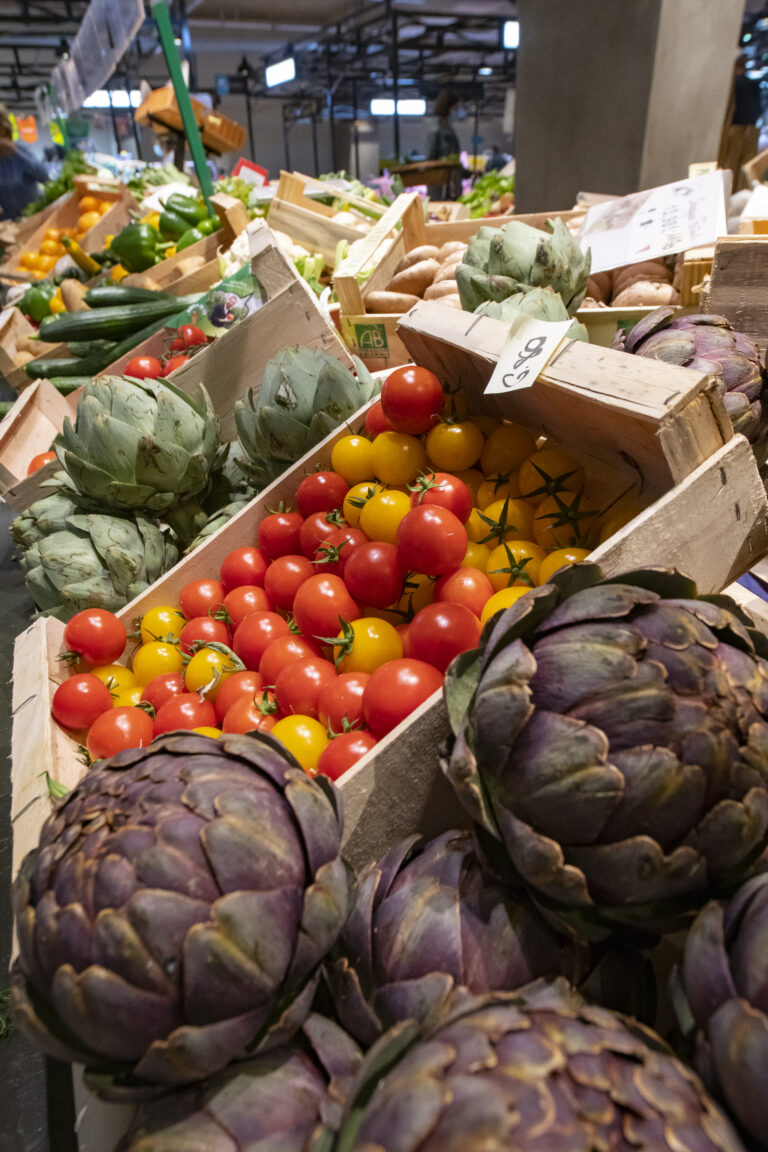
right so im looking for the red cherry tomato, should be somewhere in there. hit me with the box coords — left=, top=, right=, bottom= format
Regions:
left=407, top=602, right=481, bottom=673
left=223, top=585, right=272, bottom=628
left=232, top=611, right=292, bottom=670
left=140, top=672, right=186, bottom=713
left=153, top=693, right=217, bottom=735
left=410, top=472, right=472, bottom=523
left=396, top=505, right=467, bottom=576
left=275, top=657, right=337, bottom=718
left=179, top=578, right=225, bottom=619
left=343, top=541, right=405, bottom=609
left=170, top=324, right=207, bottom=350
left=64, top=609, right=127, bottom=666
left=263, top=554, right=314, bottom=612
left=258, top=510, right=304, bottom=560
left=363, top=658, right=443, bottom=737
left=162, top=354, right=189, bottom=376
left=317, top=672, right=369, bottom=733
left=292, top=574, right=360, bottom=640
left=178, top=616, right=230, bottom=655
left=27, top=450, right=56, bottom=476
left=397, top=622, right=411, bottom=657
left=381, top=365, right=444, bottom=435
left=87, top=707, right=154, bottom=759
left=221, top=692, right=279, bottom=734
left=52, top=674, right=114, bottom=730
left=434, top=567, right=494, bottom=618
left=316, top=730, right=377, bottom=780
left=296, top=471, right=349, bottom=517
left=259, top=634, right=322, bottom=686
left=125, top=354, right=162, bottom=380
left=213, top=670, right=264, bottom=723
left=365, top=400, right=393, bottom=436
left=220, top=547, right=268, bottom=592
left=299, top=511, right=342, bottom=560
left=314, top=526, right=367, bottom=577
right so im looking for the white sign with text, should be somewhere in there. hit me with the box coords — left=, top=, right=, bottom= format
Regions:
left=485, top=315, right=573, bottom=395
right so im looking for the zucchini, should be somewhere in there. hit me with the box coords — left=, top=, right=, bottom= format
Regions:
left=66, top=339, right=118, bottom=358
left=83, top=285, right=173, bottom=308
left=49, top=378, right=93, bottom=395
left=25, top=356, right=98, bottom=379
left=26, top=314, right=177, bottom=381
left=39, top=294, right=200, bottom=344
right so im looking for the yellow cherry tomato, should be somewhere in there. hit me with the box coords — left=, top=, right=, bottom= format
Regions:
left=113, top=686, right=143, bottom=708
left=518, top=448, right=585, bottom=501
left=184, top=646, right=240, bottom=698
left=37, top=254, right=57, bottom=271
left=331, top=435, right=375, bottom=485
left=343, top=480, right=381, bottom=528
left=272, top=715, right=329, bottom=774
left=19, top=251, right=38, bottom=269
left=43, top=227, right=61, bottom=240
left=480, top=422, right=536, bottom=476
left=372, top=431, right=428, bottom=487
left=97, top=199, right=112, bottom=215
left=336, top=617, right=402, bottom=674
left=477, top=473, right=520, bottom=510
left=474, top=414, right=500, bottom=437
left=39, top=237, right=64, bottom=256
left=77, top=210, right=102, bottom=232
left=481, top=498, right=535, bottom=544
left=533, top=492, right=598, bottom=550
left=397, top=571, right=436, bottom=615
left=132, top=641, right=184, bottom=685
left=485, top=540, right=546, bottom=592
left=463, top=540, right=491, bottom=569
left=480, top=585, right=531, bottom=627
left=193, top=726, right=223, bottom=738
left=465, top=508, right=488, bottom=544
left=454, top=468, right=484, bottom=504
left=91, top=664, right=137, bottom=695
left=426, top=421, right=485, bottom=472
left=140, top=605, right=186, bottom=644
left=359, top=488, right=411, bottom=544
left=78, top=195, right=100, bottom=213
left=598, top=499, right=647, bottom=544
left=537, top=547, right=592, bottom=585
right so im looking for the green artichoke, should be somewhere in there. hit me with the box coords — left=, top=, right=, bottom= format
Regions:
left=327, top=980, right=745, bottom=1152
left=10, top=491, right=80, bottom=551
left=184, top=498, right=253, bottom=554
left=443, top=565, right=768, bottom=939
left=328, top=829, right=654, bottom=1048
left=117, top=1014, right=361, bottom=1151
left=474, top=286, right=589, bottom=341
left=55, top=376, right=221, bottom=514
left=456, top=217, right=591, bottom=315
left=20, top=510, right=177, bottom=620
left=675, top=871, right=768, bottom=1148
left=12, top=731, right=350, bottom=1094
left=235, top=348, right=379, bottom=489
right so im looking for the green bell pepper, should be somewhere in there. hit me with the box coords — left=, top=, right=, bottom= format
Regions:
left=196, top=215, right=221, bottom=236
left=158, top=210, right=191, bottom=240
left=21, top=281, right=57, bottom=322
left=110, top=224, right=164, bottom=273
left=176, top=226, right=206, bottom=251
left=166, top=193, right=209, bottom=225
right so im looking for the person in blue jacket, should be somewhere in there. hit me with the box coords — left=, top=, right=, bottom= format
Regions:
left=0, top=104, right=49, bottom=219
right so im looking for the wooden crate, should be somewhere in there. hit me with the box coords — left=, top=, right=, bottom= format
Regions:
left=0, top=305, right=37, bottom=379
left=134, top=85, right=205, bottom=135
left=0, top=379, right=77, bottom=511
left=707, top=234, right=768, bottom=352
left=266, top=171, right=381, bottom=267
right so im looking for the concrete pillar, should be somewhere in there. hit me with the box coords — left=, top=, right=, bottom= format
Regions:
left=514, top=0, right=745, bottom=211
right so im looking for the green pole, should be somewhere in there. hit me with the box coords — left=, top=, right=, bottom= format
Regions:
left=150, top=0, right=214, bottom=210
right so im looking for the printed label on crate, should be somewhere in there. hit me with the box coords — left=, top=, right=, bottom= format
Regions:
left=353, top=321, right=389, bottom=354
left=579, top=170, right=729, bottom=274
left=171, top=267, right=265, bottom=339
left=484, top=316, right=572, bottom=395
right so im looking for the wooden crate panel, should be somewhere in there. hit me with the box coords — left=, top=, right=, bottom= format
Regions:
left=0, top=379, right=77, bottom=509
left=707, top=235, right=768, bottom=352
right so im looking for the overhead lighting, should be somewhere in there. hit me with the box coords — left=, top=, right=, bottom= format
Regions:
left=266, top=56, right=296, bottom=87
left=370, top=97, right=426, bottom=116
left=173, top=36, right=182, bottom=46
left=503, top=20, right=519, bottom=49
left=478, top=66, right=492, bottom=76
left=82, top=89, right=142, bottom=109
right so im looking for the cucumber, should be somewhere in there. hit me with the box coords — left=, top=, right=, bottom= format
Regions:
left=25, top=356, right=99, bottom=379
left=83, top=285, right=173, bottom=308
left=39, top=294, right=200, bottom=344
left=48, top=378, right=93, bottom=395
left=66, top=339, right=118, bottom=358
left=26, top=314, right=178, bottom=381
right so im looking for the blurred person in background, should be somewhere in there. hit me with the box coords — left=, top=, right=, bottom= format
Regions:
left=485, top=143, right=508, bottom=172
left=426, top=89, right=462, bottom=199
left=719, top=55, right=763, bottom=192
left=0, top=104, right=48, bottom=218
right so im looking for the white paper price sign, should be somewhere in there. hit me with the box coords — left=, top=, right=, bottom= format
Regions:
left=485, top=315, right=573, bottom=395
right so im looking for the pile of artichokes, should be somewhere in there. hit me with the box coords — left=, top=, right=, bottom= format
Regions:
left=12, top=563, right=768, bottom=1150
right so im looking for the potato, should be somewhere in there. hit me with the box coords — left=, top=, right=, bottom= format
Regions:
left=392, top=245, right=441, bottom=275
left=611, top=281, right=680, bottom=307
left=424, top=279, right=463, bottom=300
left=365, top=290, right=421, bottom=314
left=387, top=258, right=441, bottom=297
left=13, top=349, right=33, bottom=366
left=433, top=262, right=460, bottom=285
left=585, top=272, right=611, bottom=303
left=610, top=272, right=668, bottom=300
left=435, top=293, right=463, bottom=309
left=437, top=241, right=467, bottom=260
left=612, top=261, right=671, bottom=295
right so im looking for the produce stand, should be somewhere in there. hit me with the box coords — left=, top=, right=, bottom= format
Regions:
left=266, top=170, right=381, bottom=267
left=0, top=379, right=77, bottom=511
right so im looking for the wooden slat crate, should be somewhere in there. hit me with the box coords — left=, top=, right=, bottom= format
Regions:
left=0, top=305, right=38, bottom=379
left=0, top=379, right=77, bottom=511
left=706, top=234, right=768, bottom=352
left=266, top=171, right=381, bottom=267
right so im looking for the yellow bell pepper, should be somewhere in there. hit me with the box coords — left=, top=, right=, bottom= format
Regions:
left=49, top=288, right=66, bottom=314
left=165, top=244, right=177, bottom=259
left=111, top=263, right=129, bottom=282
left=103, top=234, right=114, bottom=247
left=141, top=211, right=161, bottom=229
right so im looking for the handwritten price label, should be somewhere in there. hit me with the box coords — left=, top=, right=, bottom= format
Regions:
left=485, top=315, right=573, bottom=395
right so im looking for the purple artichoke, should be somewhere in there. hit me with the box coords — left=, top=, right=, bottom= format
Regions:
left=329, top=980, right=745, bottom=1152
left=612, top=309, right=768, bottom=446
left=677, top=871, right=768, bottom=1148
left=12, top=732, right=350, bottom=1095
left=117, top=1014, right=361, bottom=1152
left=443, top=565, right=768, bottom=939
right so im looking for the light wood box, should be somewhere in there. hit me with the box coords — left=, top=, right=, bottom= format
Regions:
left=266, top=171, right=385, bottom=268
left=0, top=379, right=77, bottom=511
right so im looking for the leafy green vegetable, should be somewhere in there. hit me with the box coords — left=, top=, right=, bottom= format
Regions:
left=459, top=171, right=516, bottom=219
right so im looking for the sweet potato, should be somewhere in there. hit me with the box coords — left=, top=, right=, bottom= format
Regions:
left=387, top=258, right=441, bottom=297
left=435, top=293, right=463, bottom=309
left=437, top=241, right=467, bottom=260
left=585, top=272, right=611, bottom=303
left=392, top=245, right=441, bottom=275
left=424, top=279, right=462, bottom=300
left=365, top=290, right=421, bottom=314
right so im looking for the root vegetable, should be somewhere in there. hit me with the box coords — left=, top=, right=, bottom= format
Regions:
left=392, top=245, right=441, bottom=274
left=434, top=262, right=461, bottom=284
left=437, top=241, right=467, bottom=260
left=365, top=290, right=421, bottom=313
left=387, top=258, right=440, bottom=297
left=612, top=281, right=680, bottom=306
left=424, top=279, right=463, bottom=300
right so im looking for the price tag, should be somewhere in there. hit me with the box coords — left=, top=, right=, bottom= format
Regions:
left=484, top=315, right=573, bottom=395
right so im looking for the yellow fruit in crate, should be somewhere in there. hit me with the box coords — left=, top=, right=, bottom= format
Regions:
left=477, top=472, right=520, bottom=509
left=360, top=489, right=411, bottom=543
left=185, top=647, right=239, bottom=698
left=480, top=585, right=531, bottom=626
left=92, top=664, right=137, bottom=694
left=533, top=491, right=598, bottom=550
left=111, top=263, right=129, bottom=282
left=19, top=251, right=37, bottom=269
left=97, top=200, right=112, bottom=215
left=426, top=421, right=485, bottom=471
left=77, top=210, right=102, bottom=233
left=140, top=605, right=186, bottom=644
left=193, top=726, right=223, bottom=738
left=49, top=291, right=66, bottom=314
left=485, top=540, right=546, bottom=591
left=463, top=540, right=491, bottom=569
left=397, top=571, right=435, bottom=615
left=480, top=422, right=536, bottom=475
left=537, top=547, right=592, bottom=585
left=344, top=481, right=381, bottom=528
left=372, top=431, right=428, bottom=486
left=598, top=498, right=647, bottom=543
left=332, top=434, right=375, bottom=485
left=43, top=228, right=61, bottom=241
left=78, top=195, right=100, bottom=213
left=39, top=238, right=64, bottom=256
left=454, top=468, right=484, bottom=503
left=113, top=686, right=144, bottom=708
left=132, top=640, right=184, bottom=685
left=518, top=448, right=585, bottom=501
left=481, top=497, right=535, bottom=544
left=473, top=414, right=500, bottom=437
left=465, top=507, right=488, bottom=543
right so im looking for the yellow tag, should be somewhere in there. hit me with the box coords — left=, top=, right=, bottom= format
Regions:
left=8, top=112, right=18, bottom=140
left=50, top=121, right=65, bottom=146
